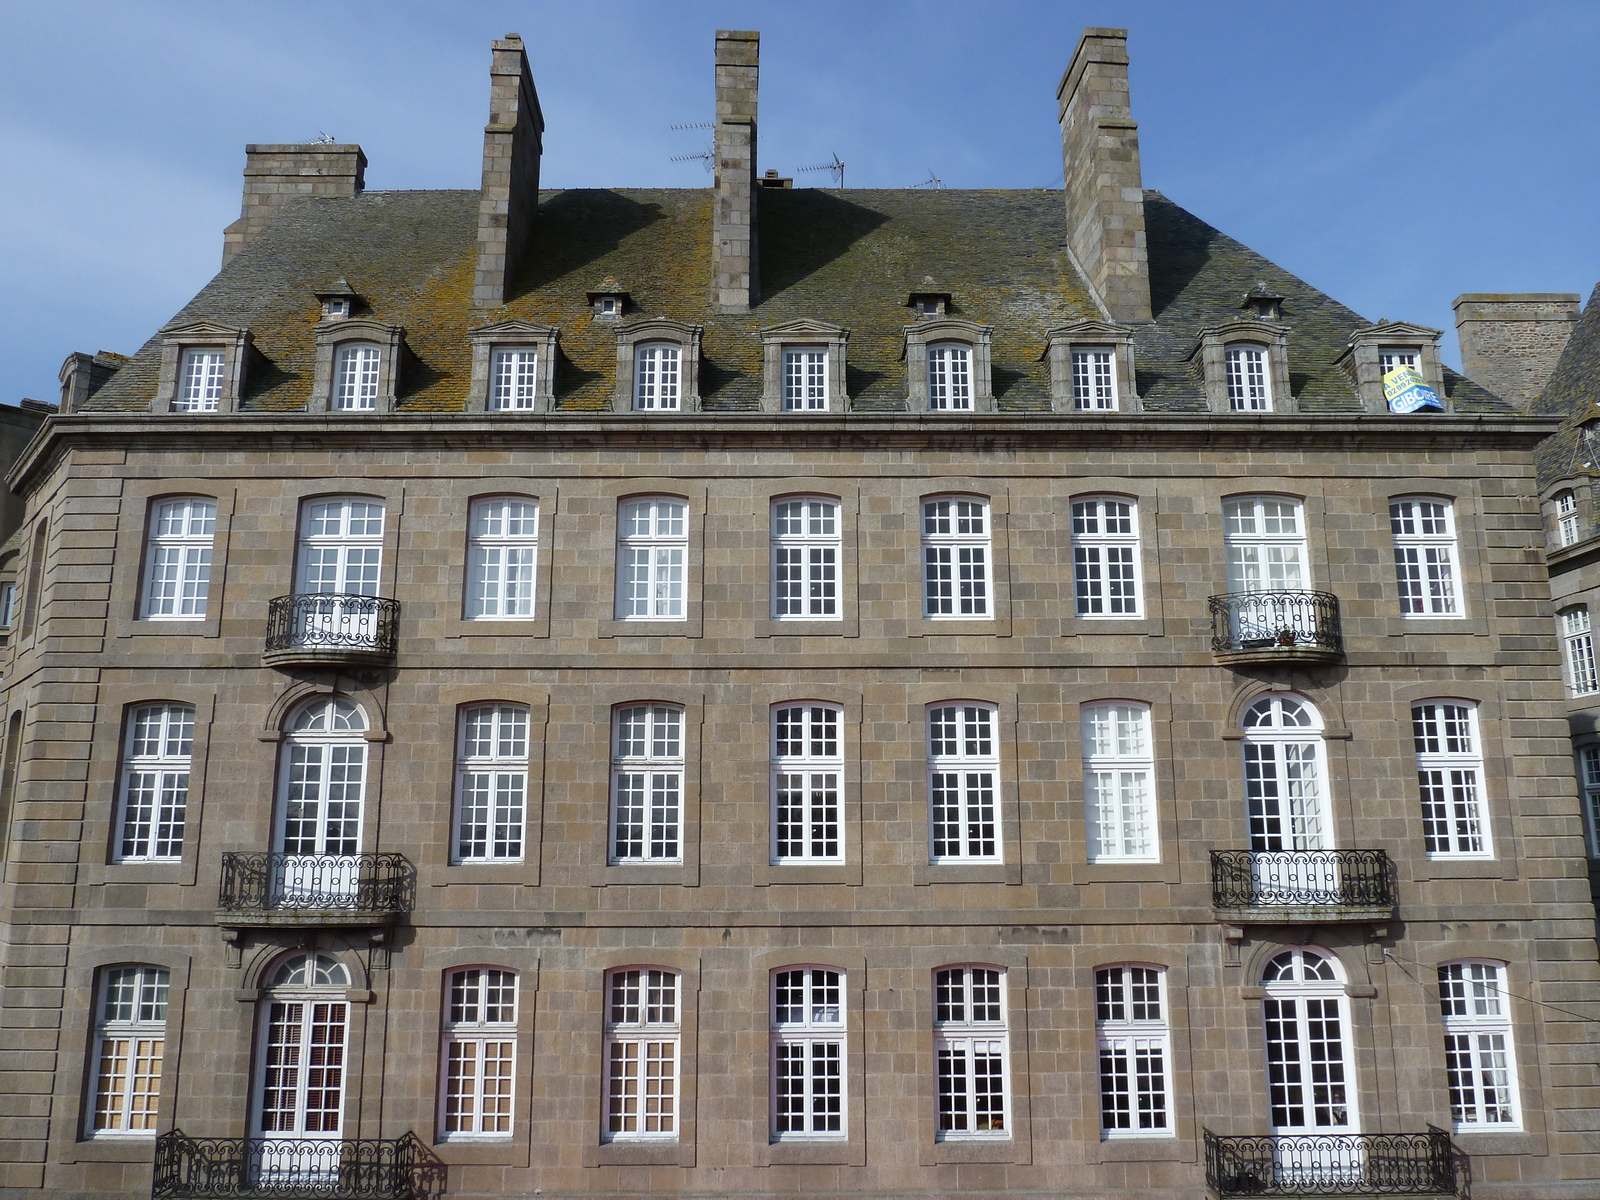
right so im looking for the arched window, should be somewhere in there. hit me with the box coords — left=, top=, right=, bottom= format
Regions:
left=1260, top=949, right=1355, bottom=1138
left=89, top=965, right=169, bottom=1136
left=770, top=966, right=845, bottom=1139
left=440, top=968, right=518, bottom=1140
left=1241, top=694, right=1330, bottom=855
left=332, top=343, right=381, bottom=410
left=933, top=965, right=1008, bottom=1138
left=604, top=968, right=680, bottom=1141
left=927, top=343, right=973, bottom=411
left=1225, top=343, right=1271, bottom=411
left=633, top=343, right=682, bottom=411
left=453, top=704, right=529, bottom=862
left=1555, top=490, right=1580, bottom=547
left=114, top=703, right=196, bottom=863
left=1095, top=964, right=1172, bottom=1138
left=255, top=954, right=350, bottom=1148
left=274, top=698, right=369, bottom=903
left=1437, top=960, right=1519, bottom=1129
left=771, top=703, right=843, bottom=864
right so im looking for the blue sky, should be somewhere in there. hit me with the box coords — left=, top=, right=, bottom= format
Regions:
left=2, top=0, right=1598, bottom=405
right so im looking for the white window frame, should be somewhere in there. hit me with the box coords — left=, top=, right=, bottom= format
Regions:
left=927, top=703, right=1001, bottom=864
left=771, top=497, right=840, bottom=620
left=275, top=697, right=369, bottom=864
left=1223, top=496, right=1307, bottom=593
left=296, top=497, right=385, bottom=597
left=1225, top=343, right=1272, bottom=412
left=921, top=496, right=991, bottom=619
left=1377, top=346, right=1422, bottom=375
left=633, top=343, right=682, bottom=412
left=1071, top=346, right=1117, bottom=411
left=610, top=705, right=683, bottom=864
left=1095, top=965, right=1174, bottom=1139
left=114, top=703, right=195, bottom=864
left=771, top=703, right=843, bottom=864
left=88, top=965, right=168, bottom=1137
left=1081, top=702, right=1157, bottom=863
left=175, top=348, right=226, bottom=413
left=1555, top=490, right=1580, bottom=547
left=439, top=968, right=518, bottom=1140
left=467, top=497, right=539, bottom=619
left=1241, top=694, right=1331, bottom=854
left=1412, top=700, right=1492, bottom=859
left=1578, top=744, right=1600, bottom=857
left=489, top=348, right=538, bottom=411
left=933, top=965, right=1009, bottom=1140
left=1260, top=948, right=1357, bottom=1136
left=604, top=968, right=680, bottom=1142
left=332, top=343, right=382, bottom=411
left=1562, top=606, right=1598, bottom=696
left=453, top=705, right=529, bottom=863
left=141, top=496, right=217, bottom=620
left=1438, top=961, right=1520, bottom=1130
left=253, top=954, right=350, bottom=1140
left=771, top=967, right=846, bottom=1139
left=782, top=347, right=828, bottom=412
left=0, top=581, right=17, bottom=628
left=1072, top=496, right=1142, bottom=618
left=1390, top=497, right=1464, bottom=617
left=616, top=497, right=688, bottom=621
left=926, top=342, right=973, bottom=411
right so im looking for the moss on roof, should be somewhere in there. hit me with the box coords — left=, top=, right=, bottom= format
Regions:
left=83, top=185, right=1520, bottom=419
left=1534, top=282, right=1600, bottom=490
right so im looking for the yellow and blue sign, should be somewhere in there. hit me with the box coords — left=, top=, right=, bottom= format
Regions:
left=1383, top=365, right=1443, bottom=414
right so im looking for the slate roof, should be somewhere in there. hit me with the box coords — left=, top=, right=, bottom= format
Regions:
left=83, top=186, right=1516, bottom=417
left=1533, top=282, right=1600, bottom=490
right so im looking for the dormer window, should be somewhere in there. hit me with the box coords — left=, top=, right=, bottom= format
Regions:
left=150, top=322, right=251, bottom=415
left=1240, top=284, right=1285, bottom=322
left=909, top=292, right=951, bottom=319
left=175, top=349, right=226, bottom=413
left=1225, top=344, right=1271, bottom=412
left=599, top=297, right=620, bottom=317
left=783, top=347, right=828, bottom=411
left=1339, top=321, right=1446, bottom=414
left=467, top=321, right=559, bottom=414
left=611, top=319, right=702, bottom=413
left=759, top=320, right=850, bottom=414
left=1378, top=346, right=1421, bottom=374
left=927, top=343, right=973, bottom=411
left=315, top=279, right=361, bottom=323
left=588, top=282, right=631, bottom=322
left=1072, top=347, right=1116, bottom=411
left=1191, top=320, right=1291, bottom=415
left=309, top=318, right=406, bottom=414
left=491, top=348, right=538, bottom=410
left=322, top=298, right=350, bottom=319
left=1556, top=490, right=1581, bottom=547
left=333, top=344, right=382, bottom=411
left=634, top=343, right=682, bottom=411
left=1042, top=322, right=1138, bottom=414
left=903, top=319, right=994, bottom=414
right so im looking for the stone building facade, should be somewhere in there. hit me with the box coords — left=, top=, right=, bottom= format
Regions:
left=0, top=26, right=1597, bottom=1200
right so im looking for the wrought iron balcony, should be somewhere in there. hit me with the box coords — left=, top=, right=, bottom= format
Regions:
left=1204, top=1128, right=1463, bottom=1197
left=263, top=593, right=399, bottom=668
left=1209, top=590, right=1343, bottom=665
left=217, top=853, right=414, bottom=927
left=1211, top=850, right=1393, bottom=921
left=152, top=1130, right=441, bottom=1199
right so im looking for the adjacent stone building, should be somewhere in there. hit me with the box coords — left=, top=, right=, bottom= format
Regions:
left=1, top=26, right=1597, bottom=1200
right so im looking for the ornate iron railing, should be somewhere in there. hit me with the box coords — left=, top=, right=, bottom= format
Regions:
left=218, top=853, right=414, bottom=917
left=265, top=594, right=399, bottom=657
left=152, top=1131, right=441, bottom=1199
left=1204, top=1129, right=1462, bottom=1197
left=1209, top=590, right=1342, bottom=656
left=1211, top=849, right=1393, bottom=911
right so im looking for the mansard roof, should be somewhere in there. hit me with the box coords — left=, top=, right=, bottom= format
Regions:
left=1535, top=282, right=1600, bottom=490
left=81, top=184, right=1512, bottom=417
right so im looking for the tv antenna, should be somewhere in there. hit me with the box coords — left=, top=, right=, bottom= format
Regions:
left=313, top=132, right=337, bottom=145
left=913, top=168, right=943, bottom=189
left=798, top=153, right=845, bottom=188
left=670, top=148, right=715, bottom=172
left=670, top=122, right=713, bottom=131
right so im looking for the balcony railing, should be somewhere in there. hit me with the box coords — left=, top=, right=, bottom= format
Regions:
left=1204, top=1129, right=1462, bottom=1197
left=1211, top=849, right=1394, bottom=917
left=1209, top=590, right=1343, bottom=663
left=264, top=593, right=399, bottom=667
left=217, top=853, right=414, bottom=925
left=152, top=1131, right=441, bottom=1199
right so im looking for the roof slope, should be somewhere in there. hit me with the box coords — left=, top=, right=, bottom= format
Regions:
left=1534, top=282, right=1600, bottom=489
left=84, top=186, right=1517, bottom=417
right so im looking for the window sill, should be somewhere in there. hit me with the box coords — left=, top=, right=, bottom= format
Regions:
left=598, top=616, right=702, bottom=639
left=68, top=1135, right=159, bottom=1163
left=915, top=862, right=1020, bottom=886
left=1410, top=857, right=1515, bottom=882
left=447, top=617, right=550, bottom=640
left=1093, top=1134, right=1188, bottom=1164
left=1069, top=615, right=1165, bottom=638
left=757, top=617, right=858, bottom=639
left=910, top=618, right=1010, bottom=638
left=921, top=1136, right=1019, bottom=1165
left=1385, top=615, right=1489, bottom=638
left=754, top=862, right=860, bottom=886
left=585, top=1140, right=692, bottom=1168
left=594, top=863, right=697, bottom=887
left=428, top=862, right=534, bottom=886
left=756, top=1137, right=862, bottom=1167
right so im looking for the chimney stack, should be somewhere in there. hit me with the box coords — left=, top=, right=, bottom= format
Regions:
left=222, top=144, right=366, bottom=266
left=1056, top=28, right=1151, bottom=324
left=474, top=34, right=545, bottom=309
left=1451, top=293, right=1582, bottom=408
left=713, top=30, right=760, bottom=312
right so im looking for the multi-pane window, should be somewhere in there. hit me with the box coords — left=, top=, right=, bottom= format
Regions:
left=115, top=703, right=195, bottom=863
left=90, top=965, right=168, bottom=1135
left=922, top=496, right=991, bottom=618
left=0, top=581, right=16, bottom=627
left=141, top=496, right=217, bottom=619
left=772, top=498, right=840, bottom=620
left=1225, top=344, right=1271, bottom=411
left=489, top=348, right=538, bottom=410
left=1072, top=346, right=1116, bottom=411
left=454, top=705, right=529, bottom=863
left=275, top=700, right=369, bottom=907
left=605, top=969, right=680, bottom=1140
left=1438, top=961, right=1519, bottom=1129
left=782, top=347, right=828, bottom=411
left=1224, top=496, right=1306, bottom=593
left=1081, top=702, right=1157, bottom=863
left=771, top=704, right=843, bottom=864
left=1261, top=949, right=1354, bottom=1136
left=1377, top=347, right=1421, bottom=374
left=332, top=344, right=381, bottom=411
left=1390, top=498, right=1462, bottom=616
left=616, top=497, right=688, bottom=620
left=927, top=703, right=1000, bottom=863
left=1096, top=965, right=1173, bottom=1138
left=1578, top=745, right=1600, bottom=857
left=771, top=967, right=844, bottom=1138
left=1241, top=694, right=1329, bottom=855
left=440, top=968, right=517, bottom=1139
left=256, top=954, right=349, bottom=1139
left=175, top=348, right=225, bottom=413
left=467, top=497, right=538, bottom=619
left=1561, top=606, right=1598, bottom=696
left=633, top=344, right=682, bottom=411
left=1413, top=701, right=1490, bottom=858
left=296, top=497, right=384, bottom=597
left=1555, top=490, right=1580, bottom=547
left=934, top=966, right=1008, bottom=1138
left=927, top=343, right=973, bottom=411
left=610, top=705, right=683, bottom=863
left=1072, top=497, right=1141, bottom=617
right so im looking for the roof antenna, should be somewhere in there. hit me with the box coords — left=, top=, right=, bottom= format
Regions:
left=670, top=122, right=714, bottom=131
left=312, top=132, right=337, bottom=145
left=798, top=153, right=845, bottom=188
left=914, top=169, right=943, bottom=190
left=671, top=148, right=715, bottom=172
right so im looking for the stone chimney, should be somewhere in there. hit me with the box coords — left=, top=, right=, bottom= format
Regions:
left=473, top=34, right=545, bottom=309
left=1452, top=293, right=1582, bottom=407
left=1056, top=28, right=1151, bottom=325
left=713, top=30, right=760, bottom=312
left=222, top=145, right=366, bottom=266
